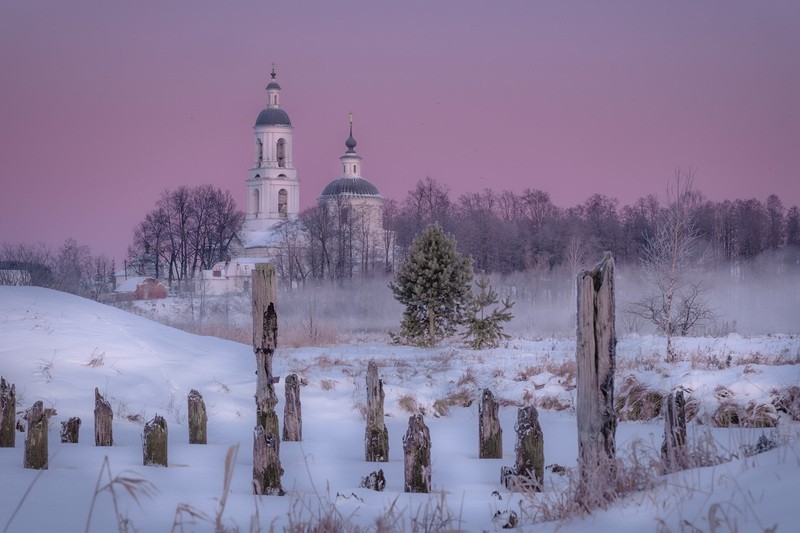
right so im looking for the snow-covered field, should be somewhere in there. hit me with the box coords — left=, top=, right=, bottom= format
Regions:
left=1, top=286, right=799, bottom=532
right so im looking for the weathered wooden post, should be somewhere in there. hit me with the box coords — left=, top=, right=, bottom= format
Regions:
left=94, top=388, right=113, bottom=447
left=188, top=389, right=207, bottom=444
left=575, top=252, right=617, bottom=503
left=479, top=388, right=502, bottom=459
left=0, top=377, right=16, bottom=448
left=502, top=406, right=545, bottom=490
left=253, top=426, right=285, bottom=495
left=24, top=401, right=49, bottom=469
left=143, top=415, right=168, bottom=467
left=60, top=417, right=81, bottom=443
left=403, top=414, right=431, bottom=493
left=661, top=390, right=688, bottom=473
left=365, top=360, right=389, bottom=462
left=283, top=374, right=301, bottom=442
left=251, top=262, right=283, bottom=495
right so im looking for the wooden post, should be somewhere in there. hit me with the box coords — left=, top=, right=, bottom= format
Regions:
left=24, top=401, right=49, bottom=469
left=403, top=414, right=431, bottom=493
left=252, top=263, right=284, bottom=495
left=661, top=390, right=688, bottom=473
left=282, top=374, right=302, bottom=442
left=143, top=415, right=168, bottom=467
left=252, top=263, right=279, bottom=436
left=479, top=388, right=502, bottom=459
left=94, top=388, right=113, bottom=447
left=253, top=426, right=285, bottom=495
left=365, top=360, right=389, bottom=462
left=60, top=417, right=81, bottom=443
left=188, top=389, right=207, bottom=444
left=575, top=252, right=617, bottom=503
left=0, top=377, right=15, bottom=448
left=501, top=406, right=544, bottom=491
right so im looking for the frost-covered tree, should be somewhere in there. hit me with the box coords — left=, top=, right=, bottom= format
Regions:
left=390, top=224, right=472, bottom=347
left=462, top=273, right=514, bottom=349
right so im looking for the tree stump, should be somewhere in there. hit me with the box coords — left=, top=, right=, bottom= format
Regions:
left=661, top=390, right=689, bottom=473
left=575, top=252, right=617, bottom=504
left=403, top=414, right=431, bottom=493
left=360, top=469, right=386, bottom=492
left=94, top=388, right=113, bottom=447
left=24, top=401, right=49, bottom=470
left=188, top=389, right=207, bottom=444
left=252, top=264, right=280, bottom=437
left=143, top=415, right=168, bottom=467
left=479, top=388, right=502, bottom=459
left=60, top=417, right=81, bottom=443
left=283, top=374, right=302, bottom=442
left=253, top=425, right=285, bottom=495
left=0, top=377, right=16, bottom=448
left=364, top=360, right=389, bottom=462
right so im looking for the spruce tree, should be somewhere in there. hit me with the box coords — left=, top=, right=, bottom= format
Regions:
left=462, top=273, right=514, bottom=349
left=390, top=224, right=473, bottom=347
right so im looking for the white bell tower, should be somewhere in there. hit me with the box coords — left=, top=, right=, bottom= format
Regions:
left=244, top=66, right=301, bottom=232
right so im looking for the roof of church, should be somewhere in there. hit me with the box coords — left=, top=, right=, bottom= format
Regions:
left=255, top=108, right=292, bottom=127
left=320, top=177, right=382, bottom=198
left=266, top=80, right=281, bottom=90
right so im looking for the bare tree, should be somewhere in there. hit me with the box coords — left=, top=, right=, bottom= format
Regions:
left=628, top=168, right=715, bottom=361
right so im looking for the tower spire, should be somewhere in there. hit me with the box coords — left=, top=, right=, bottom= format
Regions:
left=345, top=112, right=357, bottom=153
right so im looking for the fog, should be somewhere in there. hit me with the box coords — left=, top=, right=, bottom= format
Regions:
left=272, top=254, right=800, bottom=342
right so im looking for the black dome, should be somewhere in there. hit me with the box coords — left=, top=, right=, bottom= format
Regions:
left=266, top=81, right=281, bottom=90
left=320, top=177, right=381, bottom=198
left=255, top=108, right=292, bottom=127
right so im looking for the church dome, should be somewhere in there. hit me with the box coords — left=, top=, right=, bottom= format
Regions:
left=321, top=177, right=382, bottom=198
left=255, top=108, right=292, bottom=127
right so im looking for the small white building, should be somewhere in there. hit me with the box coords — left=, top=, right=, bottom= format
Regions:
left=200, top=257, right=270, bottom=295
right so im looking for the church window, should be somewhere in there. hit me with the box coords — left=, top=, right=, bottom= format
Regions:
left=353, top=165, right=357, bottom=173
left=278, top=189, right=288, bottom=219
left=253, top=189, right=260, bottom=216
left=277, top=138, right=286, bottom=168
left=255, top=139, right=263, bottom=165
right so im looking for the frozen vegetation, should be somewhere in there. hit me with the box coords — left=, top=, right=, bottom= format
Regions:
left=1, top=284, right=799, bottom=532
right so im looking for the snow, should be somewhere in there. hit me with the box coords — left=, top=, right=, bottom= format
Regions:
left=1, top=286, right=798, bottom=532
left=114, top=276, right=150, bottom=293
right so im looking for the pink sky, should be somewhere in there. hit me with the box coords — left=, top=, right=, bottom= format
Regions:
left=1, top=1, right=798, bottom=261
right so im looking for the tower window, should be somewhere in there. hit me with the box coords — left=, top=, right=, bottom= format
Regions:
left=353, top=165, right=357, bottom=173
left=256, top=139, right=263, bottom=165
left=277, top=138, right=286, bottom=168
left=278, top=189, right=288, bottom=219
left=253, top=189, right=260, bottom=216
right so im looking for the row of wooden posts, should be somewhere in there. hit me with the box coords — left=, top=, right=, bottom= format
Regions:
left=1, top=255, right=690, bottom=496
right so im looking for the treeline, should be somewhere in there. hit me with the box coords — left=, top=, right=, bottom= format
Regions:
left=126, top=185, right=244, bottom=287
left=385, top=177, right=800, bottom=275
left=0, top=239, right=114, bottom=299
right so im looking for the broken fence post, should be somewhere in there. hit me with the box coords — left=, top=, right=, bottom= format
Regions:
left=60, top=417, right=81, bottom=443
left=188, top=389, right=208, bottom=444
left=501, top=405, right=544, bottom=491
left=661, top=390, right=689, bottom=473
left=253, top=425, right=285, bottom=495
left=364, top=360, right=389, bottom=462
left=24, top=401, right=50, bottom=470
left=283, top=374, right=302, bottom=442
left=1, top=377, right=16, bottom=448
left=575, top=251, right=617, bottom=504
left=479, top=388, right=502, bottom=459
left=143, top=415, right=168, bottom=467
left=403, top=414, right=431, bottom=493
left=94, top=388, right=113, bottom=447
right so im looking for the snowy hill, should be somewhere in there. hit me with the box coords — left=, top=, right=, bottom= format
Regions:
left=0, top=286, right=798, bottom=532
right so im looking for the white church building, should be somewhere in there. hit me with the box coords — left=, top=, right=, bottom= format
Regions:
left=202, top=67, right=389, bottom=292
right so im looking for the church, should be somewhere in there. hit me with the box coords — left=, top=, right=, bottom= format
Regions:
left=202, top=68, right=390, bottom=293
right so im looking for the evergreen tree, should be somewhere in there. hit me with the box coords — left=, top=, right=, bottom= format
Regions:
left=390, top=224, right=473, bottom=347
left=462, top=273, right=514, bottom=349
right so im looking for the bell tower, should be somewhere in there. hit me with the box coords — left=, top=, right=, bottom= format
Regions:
left=244, top=66, right=300, bottom=233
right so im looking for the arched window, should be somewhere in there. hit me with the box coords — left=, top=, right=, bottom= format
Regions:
left=353, top=164, right=357, bottom=173
left=255, top=139, right=263, bottom=165
left=253, top=189, right=260, bottom=216
left=277, top=138, right=286, bottom=168
left=278, top=189, right=288, bottom=219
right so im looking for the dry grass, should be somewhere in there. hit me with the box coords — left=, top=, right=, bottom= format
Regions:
left=85, top=348, right=106, bottom=368
left=712, top=400, right=778, bottom=428
left=455, top=367, right=477, bottom=387
left=397, top=393, right=420, bottom=414
left=319, top=379, right=338, bottom=391
left=615, top=375, right=663, bottom=421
